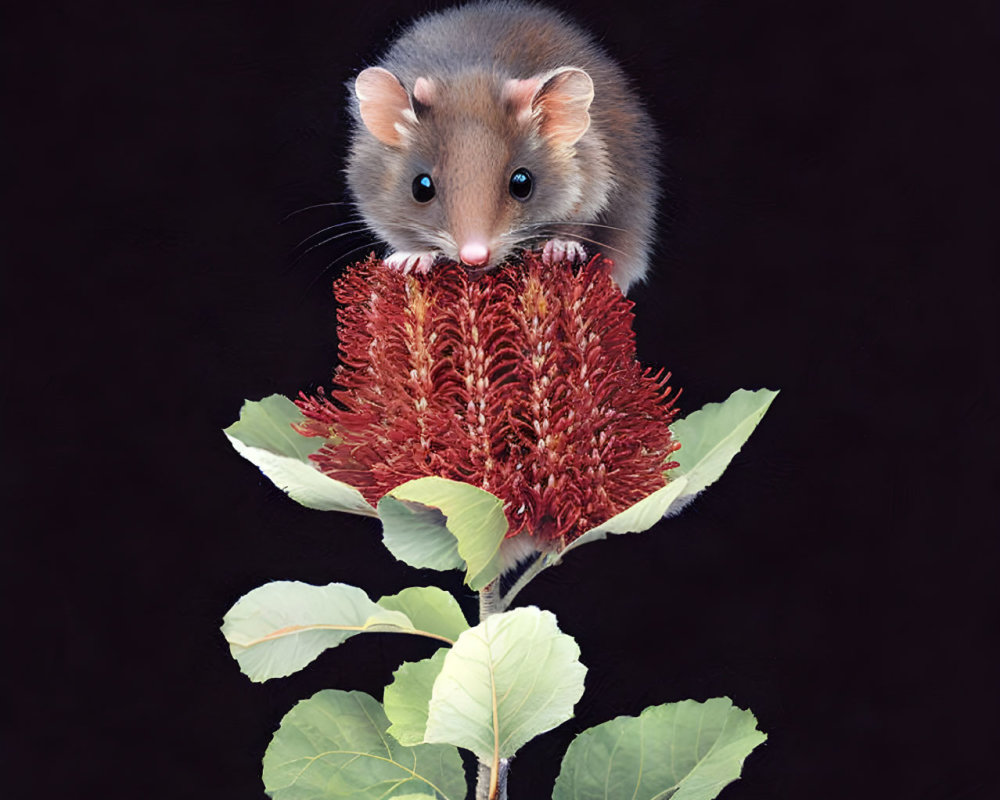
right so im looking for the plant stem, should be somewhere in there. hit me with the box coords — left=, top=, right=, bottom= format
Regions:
left=475, top=581, right=508, bottom=799
left=476, top=759, right=509, bottom=800
left=479, top=579, right=503, bottom=618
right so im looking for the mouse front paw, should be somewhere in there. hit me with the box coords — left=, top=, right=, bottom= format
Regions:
left=542, top=238, right=588, bottom=266
left=384, top=250, right=440, bottom=275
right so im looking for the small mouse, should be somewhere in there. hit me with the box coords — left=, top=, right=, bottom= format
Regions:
left=346, top=0, right=660, bottom=293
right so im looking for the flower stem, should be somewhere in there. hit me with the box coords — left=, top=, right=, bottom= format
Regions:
left=476, top=759, right=509, bottom=800
left=476, top=581, right=508, bottom=799
left=479, top=579, right=503, bottom=618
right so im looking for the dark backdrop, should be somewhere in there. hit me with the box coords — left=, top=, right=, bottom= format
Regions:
left=4, top=1, right=997, bottom=798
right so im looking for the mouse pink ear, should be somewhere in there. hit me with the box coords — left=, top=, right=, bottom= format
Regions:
left=355, top=67, right=417, bottom=147
left=505, top=67, right=594, bottom=146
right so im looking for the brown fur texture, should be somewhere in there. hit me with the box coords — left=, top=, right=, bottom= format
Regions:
left=346, top=1, right=660, bottom=291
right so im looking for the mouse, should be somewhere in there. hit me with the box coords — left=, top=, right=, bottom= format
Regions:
left=345, top=0, right=660, bottom=293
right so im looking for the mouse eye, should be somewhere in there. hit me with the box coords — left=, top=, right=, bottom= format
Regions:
left=412, top=174, right=435, bottom=203
left=509, top=168, right=533, bottom=201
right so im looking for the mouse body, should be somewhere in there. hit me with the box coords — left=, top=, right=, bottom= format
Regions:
left=346, top=0, right=660, bottom=292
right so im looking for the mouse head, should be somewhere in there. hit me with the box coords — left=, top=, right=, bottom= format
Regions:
left=349, top=65, right=608, bottom=270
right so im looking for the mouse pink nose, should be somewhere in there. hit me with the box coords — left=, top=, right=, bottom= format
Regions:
left=459, top=242, right=490, bottom=266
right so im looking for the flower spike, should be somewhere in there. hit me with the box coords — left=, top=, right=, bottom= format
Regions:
left=295, top=252, right=681, bottom=551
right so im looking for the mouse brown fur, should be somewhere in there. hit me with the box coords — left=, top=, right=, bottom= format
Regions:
left=346, top=1, right=659, bottom=292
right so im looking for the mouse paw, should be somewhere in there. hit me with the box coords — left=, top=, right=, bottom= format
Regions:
left=542, top=238, right=588, bottom=265
left=384, top=250, right=440, bottom=275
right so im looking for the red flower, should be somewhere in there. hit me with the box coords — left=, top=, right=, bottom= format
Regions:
left=295, top=253, right=680, bottom=549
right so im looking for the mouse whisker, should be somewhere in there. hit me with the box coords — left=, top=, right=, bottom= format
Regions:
left=522, top=220, right=636, bottom=236
left=291, top=220, right=372, bottom=255
left=430, top=231, right=458, bottom=255
left=412, top=228, right=451, bottom=251
left=301, top=241, right=381, bottom=298
left=505, top=246, right=532, bottom=265
left=382, top=219, right=456, bottom=257
left=526, top=229, right=634, bottom=259
left=281, top=201, right=354, bottom=223
left=285, top=227, right=374, bottom=272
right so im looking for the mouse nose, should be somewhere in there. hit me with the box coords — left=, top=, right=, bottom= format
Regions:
left=459, top=242, right=490, bottom=267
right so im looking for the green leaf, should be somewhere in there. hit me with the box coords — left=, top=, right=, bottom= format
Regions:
left=224, top=395, right=376, bottom=516
left=558, top=475, right=690, bottom=557
left=375, top=496, right=464, bottom=573
left=671, top=388, right=778, bottom=504
left=552, top=697, right=766, bottom=800
left=377, top=586, right=470, bottom=642
left=387, top=796, right=439, bottom=800
left=263, top=689, right=465, bottom=800
left=423, top=606, right=586, bottom=761
left=384, top=649, right=450, bottom=746
left=389, top=796, right=440, bottom=800
left=221, top=581, right=456, bottom=682
left=378, top=477, right=508, bottom=590
left=545, top=388, right=777, bottom=564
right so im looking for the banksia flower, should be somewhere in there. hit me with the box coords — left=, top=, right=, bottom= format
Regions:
left=295, top=253, right=680, bottom=552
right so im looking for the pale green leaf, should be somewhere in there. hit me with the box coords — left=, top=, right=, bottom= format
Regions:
left=378, top=477, right=508, bottom=590
left=222, top=581, right=456, bottom=682
left=384, top=649, right=449, bottom=746
left=224, top=395, right=376, bottom=516
left=671, top=388, right=778, bottom=503
left=424, top=606, right=586, bottom=761
left=388, top=796, right=439, bottom=800
left=545, top=388, right=777, bottom=564
left=376, top=496, right=465, bottom=572
left=377, top=586, right=470, bottom=642
left=552, top=697, right=766, bottom=800
left=263, top=689, right=465, bottom=800
left=389, top=796, right=440, bottom=800
left=558, top=476, right=690, bottom=557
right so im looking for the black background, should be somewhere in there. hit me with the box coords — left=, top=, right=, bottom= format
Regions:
left=4, top=1, right=998, bottom=798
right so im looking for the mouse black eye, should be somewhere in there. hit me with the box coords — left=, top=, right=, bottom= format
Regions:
left=412, top=174, right=435, bottom=203
left=509, top=168, right=533, bottom=201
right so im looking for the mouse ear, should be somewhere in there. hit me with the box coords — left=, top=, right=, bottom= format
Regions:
left=535, top=68, right=594, bottom=146
left=355, top=67, right=416, bottom=147
left=506, top=67, right=594, bottom=146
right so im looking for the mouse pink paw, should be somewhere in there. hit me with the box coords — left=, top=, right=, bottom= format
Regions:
left=383, top=250, right=439, bottom=275
left=542, top=238, right=588, bottom=265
